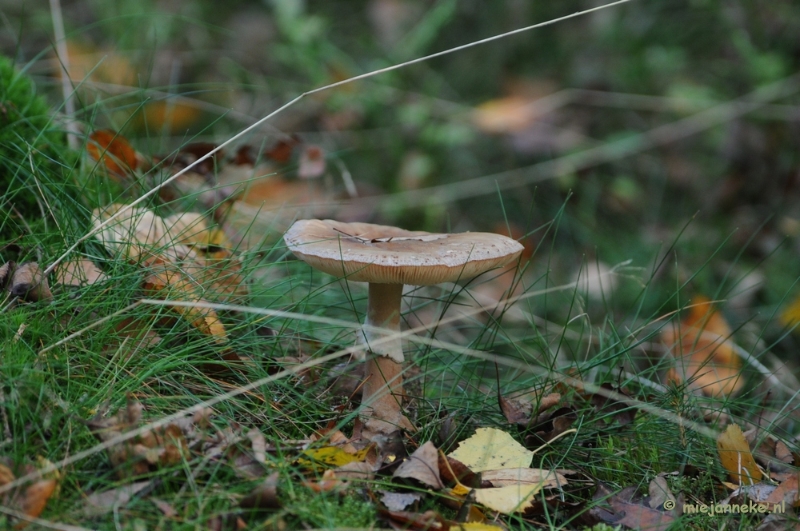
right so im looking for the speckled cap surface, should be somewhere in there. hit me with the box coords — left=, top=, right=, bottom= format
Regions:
left=284, top=219, right=524, bottom=285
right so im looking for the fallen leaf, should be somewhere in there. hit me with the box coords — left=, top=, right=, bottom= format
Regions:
left=663, top=297, right=744, bottom=397
left=88, top=130, right=138, bottom=177
left=92, top=204, right=170, bottom=262
left=13, top=479, right=57, bottom=529
left=86, top=397, right=195, bottom=479
left=8, top=262, right=52, bottom=302
left=264, top=135, right=301, bottom=164
left=240, top=472, right=281, bottom=510
left=437, top=454, right=481, bottom=489
left=393, top=441, right=444, bottom=489
left=481, top=468, right=567, bottom=489
left=380, top=491, right=424, bottom=511
left=780, top=291, right=800, bottom=329
left=457, top=524, right=505, bottom=531
left=648, top=476, right=676, bottom=509
left=717, top=424, right=764, bottom=485
left=298, top=444, right=374, bottom=470
left=763, top=475, right=798, bottom=508
left=524, top=406, right=578, bottom=447
left=589, top=484, right=675, bottom=531
left=471, top=483, right=543, bottom=515
left=60, top=41, right=136, bottom=87
left=142, top=267, right=228, bottom=344
left=498, top=393, right=531, bottom=426
left=139, top=100, right=201, bottom=133
left=472, top=95, right=542, bottom=134
left=246, top=429, right=267, bottom=464
left=0, top=462, right=14, bottom=486
left=84, top=481, right=151, bottom=516
left=54, top=259, right=107, bottom=287
left=591, top=383, right=637, bottom=426
left=332, top=460, right=376, bottom=482
left=448, top=428, right=533, bottom=472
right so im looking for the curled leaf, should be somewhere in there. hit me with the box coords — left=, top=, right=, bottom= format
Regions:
left=88, top=130, right=138, bottom=177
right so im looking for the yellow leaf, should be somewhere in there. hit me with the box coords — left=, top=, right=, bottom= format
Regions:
left=138, top=100, right=201, bottom=133
left=450, top=484, right=471, bottom=497
left=298, top=445, right=373, bottom=469
left=662, top=296, right=743, bottom=397
left=481, top=468, right=567, bottom=489
left=447, top=428, right=532, bottom=472
left=780, top=293, right=800, bottom=328
left=457, top=524, right=505, bottom=531
left=472, top=483, right=542, bottom=515
left=717, top=424, right=763, bottom=485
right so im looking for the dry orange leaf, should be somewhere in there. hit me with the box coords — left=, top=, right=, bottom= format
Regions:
left=142, top=268, right=228, bottom=344
left=14, top=479, right=57, bottom=529
left=58, top=41, right=137, bottom=87
left=473, top=95, right=542, bottom=134
left=139, top=100, right=201, bottom=133
left=662, top=297, right=743, bottom=397
left=717, top=424, right=763, bottom=485
left=88, top=130, right=138, bottom=177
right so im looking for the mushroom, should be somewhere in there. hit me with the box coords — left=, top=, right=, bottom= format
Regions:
left=284, top=219, right=524, bottom=436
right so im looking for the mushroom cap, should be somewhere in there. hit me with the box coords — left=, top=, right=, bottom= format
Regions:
left=284, top=219, right=524, bottom=285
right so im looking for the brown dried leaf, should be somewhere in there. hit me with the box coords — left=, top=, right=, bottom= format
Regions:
left=142, top=267, right=228, bottom=344
left=92, top=204, right=170, bottom=262
left=8, top=262, right=52, bottom=302
left=86, top=397, right=194, bottom=479
left=88, top=130, right=138, bottom=177
left=393, top=441, right=444, bottom=489
left=438, top=454, right=481, bottom=489
left=764, top=475, right=799, bottom=508
left=0, top=462, right=14, bottom=486
left=54, top=259, right=107, bottom=287
left=84, top=481, right=151, bottom=516
left=13, top=479, right=57, bottom=529
left=591, top=383, right=636, bottom=427
left=264, top=135, right=301, bottom=164
left=380, top=491, right=424, bottom=512
left=140, top=101, right=201, bottom=134
left=240, top=472, right=281, bottom=511
left=663, top=297, right=744, bottom=397
left=498, top=393, right=531, bottom=426
left=648, top=476, right=676, bottom=510
left=590, top=484, right=675, bottom=531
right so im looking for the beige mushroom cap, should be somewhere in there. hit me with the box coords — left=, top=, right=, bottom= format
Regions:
left=284, top=219, right=524, bottom=285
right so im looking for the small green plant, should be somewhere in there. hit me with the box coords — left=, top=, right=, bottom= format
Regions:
left=279, top=485, right=375, bottom=529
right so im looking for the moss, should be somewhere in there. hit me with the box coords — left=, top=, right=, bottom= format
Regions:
left=0, top=54, right=68, bottom=217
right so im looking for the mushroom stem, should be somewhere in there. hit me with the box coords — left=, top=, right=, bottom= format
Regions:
left=361, top=283, right=415, bottom=434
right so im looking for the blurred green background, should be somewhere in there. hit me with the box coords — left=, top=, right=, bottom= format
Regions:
left=3, top=0, right=800, bottom=344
